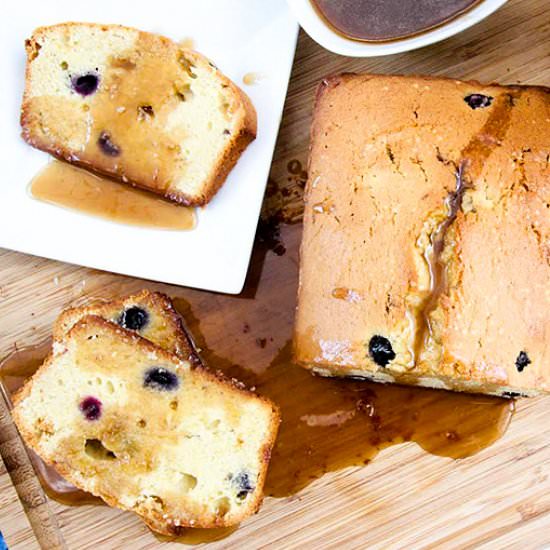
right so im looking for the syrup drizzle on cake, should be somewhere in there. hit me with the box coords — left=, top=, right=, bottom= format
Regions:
left=413, top=89, right=522, bottom=364
left=413, top=162, right=468, bottom=362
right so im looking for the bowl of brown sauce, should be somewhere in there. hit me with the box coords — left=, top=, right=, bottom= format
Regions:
left=288, top=0, right=508, bottom=56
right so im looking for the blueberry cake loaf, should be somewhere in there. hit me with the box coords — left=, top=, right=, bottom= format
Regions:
left=53, top=289, right=199, bottom=365
left=13, top=316, right=280, bottom=533
left=294, top=74, right=550, bottom=397
left=21, top=23, right=257, bottom=206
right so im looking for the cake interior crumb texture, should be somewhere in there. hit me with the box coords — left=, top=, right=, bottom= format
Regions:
left=295, top=74, right=550, bottom=397
left=20, top=23, right=257, bottom=206
left=13, top=316, right=279, bottom=533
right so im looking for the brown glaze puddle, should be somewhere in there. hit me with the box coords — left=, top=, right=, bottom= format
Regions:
left=262, top=345, right=513, bottom=496
left=30, top=161, right=196, bottom=230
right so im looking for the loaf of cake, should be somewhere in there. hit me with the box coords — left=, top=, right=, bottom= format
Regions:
left=13, top=316, right=280, bottom=533
left=21, top=23, right=257, bottom=206
left=53, top=289, right=198, bottom=365
left=294, top=74, right=550, bottom=397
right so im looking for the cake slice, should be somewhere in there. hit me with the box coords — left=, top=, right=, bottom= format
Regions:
left=53, top=289, right=198, bottom=365
left=21, top=23, right=257, bottom=206
left=12, top=316, right=279, bottom=533
left=294, top=73, right=550, bottom=397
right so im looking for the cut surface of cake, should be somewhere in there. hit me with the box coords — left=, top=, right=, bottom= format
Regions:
left=294, top=73, right=550, bottom=397
left=53, top=289, right=198, bottom=365
left=21, top=23, right=257, bottom=206
left=13, top=316, right=279, bottom=533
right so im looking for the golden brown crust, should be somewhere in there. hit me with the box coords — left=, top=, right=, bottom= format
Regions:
left=295, top=73, right=550, bottom=397
left=20, top=22, right=257, bottom=207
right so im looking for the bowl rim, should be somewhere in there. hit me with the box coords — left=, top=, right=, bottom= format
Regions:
left=287, top=0, right=509, bottom=57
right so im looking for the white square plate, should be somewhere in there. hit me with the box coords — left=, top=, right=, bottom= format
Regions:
left=0, top=1, right=298, bottom=293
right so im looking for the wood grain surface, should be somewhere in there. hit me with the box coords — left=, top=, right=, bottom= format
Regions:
left=0, top=454, right=40, bottom=550
left=1, top=0, right=550, bottom=548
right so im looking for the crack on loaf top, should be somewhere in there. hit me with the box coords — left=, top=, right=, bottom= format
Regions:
left=410, top=89, right=521, bottom=366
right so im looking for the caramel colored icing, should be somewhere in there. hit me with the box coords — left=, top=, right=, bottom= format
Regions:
left=30, top=161, right=196, bottom=230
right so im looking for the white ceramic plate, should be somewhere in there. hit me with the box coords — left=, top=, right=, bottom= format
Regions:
left=288, top=0, right=507, bottom=57
left=0, top=1, right=298, bottom=294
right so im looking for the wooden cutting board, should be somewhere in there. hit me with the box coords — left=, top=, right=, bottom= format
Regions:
left=1, top=0, right=550, bottom=547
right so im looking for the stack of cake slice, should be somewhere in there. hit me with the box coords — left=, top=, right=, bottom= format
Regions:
left=12, top=290, right=279, bottom=534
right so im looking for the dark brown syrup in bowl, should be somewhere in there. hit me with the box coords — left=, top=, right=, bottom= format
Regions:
left=311, top=0, right=482, bottom=42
